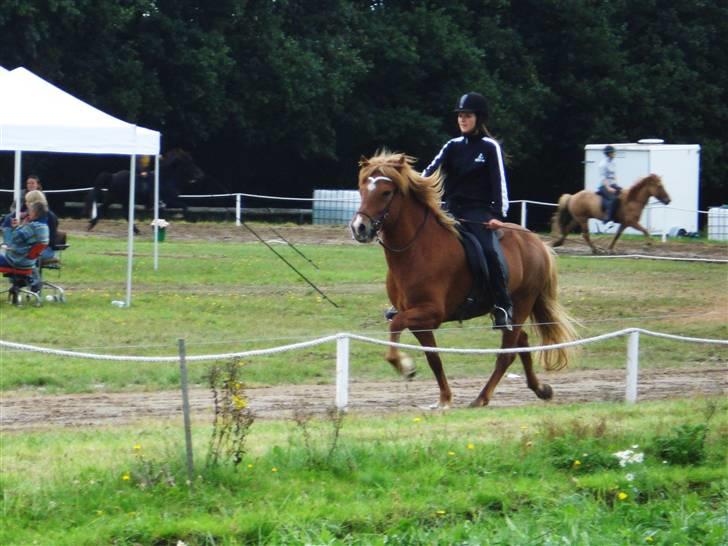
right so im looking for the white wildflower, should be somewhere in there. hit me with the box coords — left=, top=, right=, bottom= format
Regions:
left=613, top=449, right=645, bottom=467
left=625, top=473, right=635, bottom=482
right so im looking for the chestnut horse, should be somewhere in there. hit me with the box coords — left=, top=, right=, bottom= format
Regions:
left=350, top=151, right=576, bottom=408
left=551, top=174, right=671, bottom=254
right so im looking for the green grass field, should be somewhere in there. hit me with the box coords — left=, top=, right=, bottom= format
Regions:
left=0, top=230, right=725, bottom=394
left=1, top=227, right=726, bottom=544
left=1, top=399, right=726, bottom=545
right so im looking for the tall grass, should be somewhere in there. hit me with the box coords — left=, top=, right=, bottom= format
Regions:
left=1, top=398, right=726, bottom=545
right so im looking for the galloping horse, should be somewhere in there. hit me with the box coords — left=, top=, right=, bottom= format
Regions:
left=551, top=174, right=671, bottom=254
left=84, top=148, right=204, bottom=233
left=350, top=151, right=577, bottom=408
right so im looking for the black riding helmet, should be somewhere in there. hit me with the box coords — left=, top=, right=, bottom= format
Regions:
left=454, top=92, right=488, bottom=122
left=604, top=145, right=616, bottom=155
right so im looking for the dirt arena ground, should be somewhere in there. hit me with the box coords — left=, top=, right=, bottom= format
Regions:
left=1, top=220, right=725, bottom=431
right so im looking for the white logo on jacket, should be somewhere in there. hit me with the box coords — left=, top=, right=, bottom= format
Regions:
left=474, top=153, right=485, bottom=163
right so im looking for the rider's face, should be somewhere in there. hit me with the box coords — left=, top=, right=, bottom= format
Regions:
left=458, top=112, right=477, bottom=135
left=26, top=178, right=40, bottom=191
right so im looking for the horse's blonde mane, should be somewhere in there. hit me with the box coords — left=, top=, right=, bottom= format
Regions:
left=359, top=150, right=458, bottom=235
left=626, top=173, right=662, bottom=201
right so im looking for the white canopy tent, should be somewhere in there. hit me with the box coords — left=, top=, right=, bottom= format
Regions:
left=0, top=66, right=161, bottom=307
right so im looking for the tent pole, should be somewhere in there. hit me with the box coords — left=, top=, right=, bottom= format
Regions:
left=125, top=155, right=136, bottom=307
left=13, top=151, right=22, bottom=221
left=153, top=154, right=160, bottom=271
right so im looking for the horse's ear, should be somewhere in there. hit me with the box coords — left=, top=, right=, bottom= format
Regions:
left=359, top=155, right=370, bottom=167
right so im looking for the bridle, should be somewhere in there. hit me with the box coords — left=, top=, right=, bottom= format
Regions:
left=355, top=175, right=430, bottom=253
left=354, top=176, right=397, bottom=233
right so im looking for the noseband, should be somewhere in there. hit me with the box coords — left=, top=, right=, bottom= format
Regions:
left=355, top=175, right=429, bottom=253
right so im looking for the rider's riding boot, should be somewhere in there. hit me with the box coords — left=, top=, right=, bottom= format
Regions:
left=488, top=251, right=513, bottom=331
left=385, top=306, right=398, bottom=321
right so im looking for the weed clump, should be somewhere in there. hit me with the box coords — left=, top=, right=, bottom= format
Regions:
left=207, top=359, right=255, bottom=467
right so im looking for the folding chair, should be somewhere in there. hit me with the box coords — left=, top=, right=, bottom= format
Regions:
left=39, top=230, right=69, bottom=303
left=0, top=242, right=48, bottom=307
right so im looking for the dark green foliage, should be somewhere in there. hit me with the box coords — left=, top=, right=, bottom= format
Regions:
left=1, top=1, right=725, bottom=212
left=653, top=423, right=708, bottom=466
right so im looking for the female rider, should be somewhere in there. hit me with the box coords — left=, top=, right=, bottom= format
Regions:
left=422, top=92, right=513, bottom=330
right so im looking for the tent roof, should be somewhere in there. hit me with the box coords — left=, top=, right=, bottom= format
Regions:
left=0, top=67, right=159, bottom=155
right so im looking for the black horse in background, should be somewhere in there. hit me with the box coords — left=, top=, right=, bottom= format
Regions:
left=84, top=148, right=204, bottom=233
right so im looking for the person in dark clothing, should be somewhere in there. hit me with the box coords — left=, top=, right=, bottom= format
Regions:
left=422, top=91, right=513, bottom=330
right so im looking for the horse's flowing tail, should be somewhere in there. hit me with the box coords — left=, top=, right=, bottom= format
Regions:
left=530, top=246, right=578, bottom=371
left=551, top=194, right=573, bottom=235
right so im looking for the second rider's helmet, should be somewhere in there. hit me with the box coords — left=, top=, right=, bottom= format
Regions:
left=604, top=145, right=616, bottom=156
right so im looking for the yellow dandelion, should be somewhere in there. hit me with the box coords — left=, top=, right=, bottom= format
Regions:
left=122, top=473, right=131, bottom=481
left=412, top=417, right=421, bottom=423
left=467, top=443, right=475, bottom=450
left=618, top=491, right=628, bottom=501
left=573, top=460, right=582, bottom=468
left=133, top=444, right=142, bottom=451
left=447, top=451, right=456, bottom=457
left=247, top=463, right=254, bottom=469
left=271, top=467, right=278, bottom=473
left=435, top=510, right=446, bottom=516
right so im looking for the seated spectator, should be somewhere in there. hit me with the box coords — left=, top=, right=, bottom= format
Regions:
left=23, top=190, right=58, bottom=263
left=0, top=199, right=50, bottom=292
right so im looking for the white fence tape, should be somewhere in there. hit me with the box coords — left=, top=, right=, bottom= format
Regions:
left=1, top=328, right=725, bottom=407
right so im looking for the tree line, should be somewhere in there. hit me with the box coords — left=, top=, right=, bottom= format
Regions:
left=1, top=0, right=726, bottom=218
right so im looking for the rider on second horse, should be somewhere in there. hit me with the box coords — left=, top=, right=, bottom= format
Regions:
left=597, top=145, right=621, bottom=221
left=388, top=92, right=513, bottom=330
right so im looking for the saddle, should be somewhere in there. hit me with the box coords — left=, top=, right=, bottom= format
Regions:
left=449, top=226, right=495, bottom=322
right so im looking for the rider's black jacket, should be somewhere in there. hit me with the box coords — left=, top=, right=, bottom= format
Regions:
left=423, top=135, right=509, bottom=220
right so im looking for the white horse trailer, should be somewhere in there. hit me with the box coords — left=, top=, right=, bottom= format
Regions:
left=584, top=140, right=700, bottom=236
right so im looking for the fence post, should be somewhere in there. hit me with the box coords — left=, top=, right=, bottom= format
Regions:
left=625, top=330, right=640, bottom=403
left=520, top=201, right=527, bottom=229
left=178, top=338, right=195, bottom=486
left=336, top=335, right=350, bottom=410
left=236, top=194, right=242, bottom=226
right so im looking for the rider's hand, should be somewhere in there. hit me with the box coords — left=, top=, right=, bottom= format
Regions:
left=485, top=218, right=505, bottom=230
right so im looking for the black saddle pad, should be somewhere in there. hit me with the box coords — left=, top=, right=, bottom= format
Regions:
left=449, top=226, right=492, bottom=322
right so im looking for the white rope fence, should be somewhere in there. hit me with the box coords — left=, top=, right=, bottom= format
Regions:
left=2, top=327, right=725, bottom=406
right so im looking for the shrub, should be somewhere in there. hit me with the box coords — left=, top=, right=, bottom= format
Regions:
left=653, top=424, right=707, bottom=466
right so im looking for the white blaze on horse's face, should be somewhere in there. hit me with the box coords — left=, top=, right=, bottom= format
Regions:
left=350, top=175, right=393, bottom=243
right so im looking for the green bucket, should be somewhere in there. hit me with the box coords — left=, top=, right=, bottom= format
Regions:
left=156, top=228, right=166, bottom=242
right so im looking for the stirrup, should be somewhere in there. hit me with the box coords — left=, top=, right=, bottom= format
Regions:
left=492, top=306, right=513, bottom=331
left=384, top=306, right=398, bottom=321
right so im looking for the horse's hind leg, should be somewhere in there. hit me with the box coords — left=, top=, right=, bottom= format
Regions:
left=385, top=330, right=416, bottom=380
left=579, top=221, right=601, bottom=254
left=517, top=330, right=553, bottom=400
left=552, top=219, right=578, bottom=248
left=470, top=327, right=520, bottom=407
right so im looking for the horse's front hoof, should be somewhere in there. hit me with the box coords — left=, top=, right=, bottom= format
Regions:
left=400, top=355, right=416, bottom=381
left=429, top=401, right=451, bottom=410
left=537, top=383, right=553, bottom=400
left=468, top=398, right=488, bottom=408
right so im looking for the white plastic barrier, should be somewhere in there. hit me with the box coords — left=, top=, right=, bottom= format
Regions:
left=2, top=327, right=725, bottom=408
